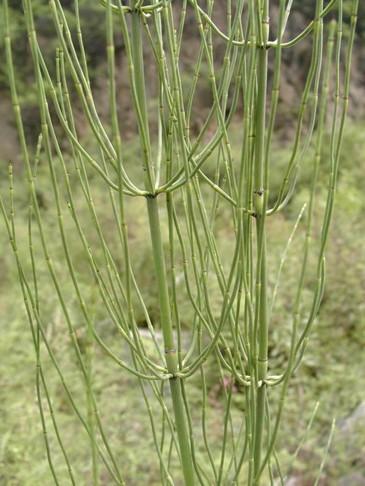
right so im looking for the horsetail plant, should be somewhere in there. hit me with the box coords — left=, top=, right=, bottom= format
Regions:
left=1, top=0, right=359, bottom=484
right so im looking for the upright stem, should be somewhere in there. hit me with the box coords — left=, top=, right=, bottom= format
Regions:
left=86, top=324, right=99, bottom=485
left=130, top=8, right=154, bottom=192
left=147, top=196, right=195, bottom=486
left=253, top=1, right=269, bottom=482
left=129, top=6, right=195, bottom=481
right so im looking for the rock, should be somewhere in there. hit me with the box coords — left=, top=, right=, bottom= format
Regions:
left=338, top=402, right=365, bottom=434
left=338, top=473, right=365, bottom=486
left=285, top=477, right=303, bottom=486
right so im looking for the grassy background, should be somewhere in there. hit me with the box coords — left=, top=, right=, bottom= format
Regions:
left=1, top=120, right=364, bottom=485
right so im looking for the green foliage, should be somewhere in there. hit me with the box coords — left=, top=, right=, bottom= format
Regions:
left=0, top=0, right=361, bottom=485
left=0, top=0, right=106, bottom=82
left=1, top=122, right=365, bottom=484
left=296, top=0, right=365, bottom=37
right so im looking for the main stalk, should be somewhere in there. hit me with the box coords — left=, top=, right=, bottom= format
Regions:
left=128, top=6, right=195, bottom=483
left=252, top=2, right=269, bottom=483
left=147, top=197, right=195, bottom=486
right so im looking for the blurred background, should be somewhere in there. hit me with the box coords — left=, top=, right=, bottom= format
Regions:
left=0, top=1, right=364, bottom=484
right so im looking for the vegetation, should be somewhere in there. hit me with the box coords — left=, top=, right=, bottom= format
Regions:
left=0, top=1, right=363, bottom=485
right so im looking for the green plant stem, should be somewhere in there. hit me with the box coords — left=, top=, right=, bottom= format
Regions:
left=146, top=196, right=195, bottom=485
left=252, top=1, right=269, bottom=481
